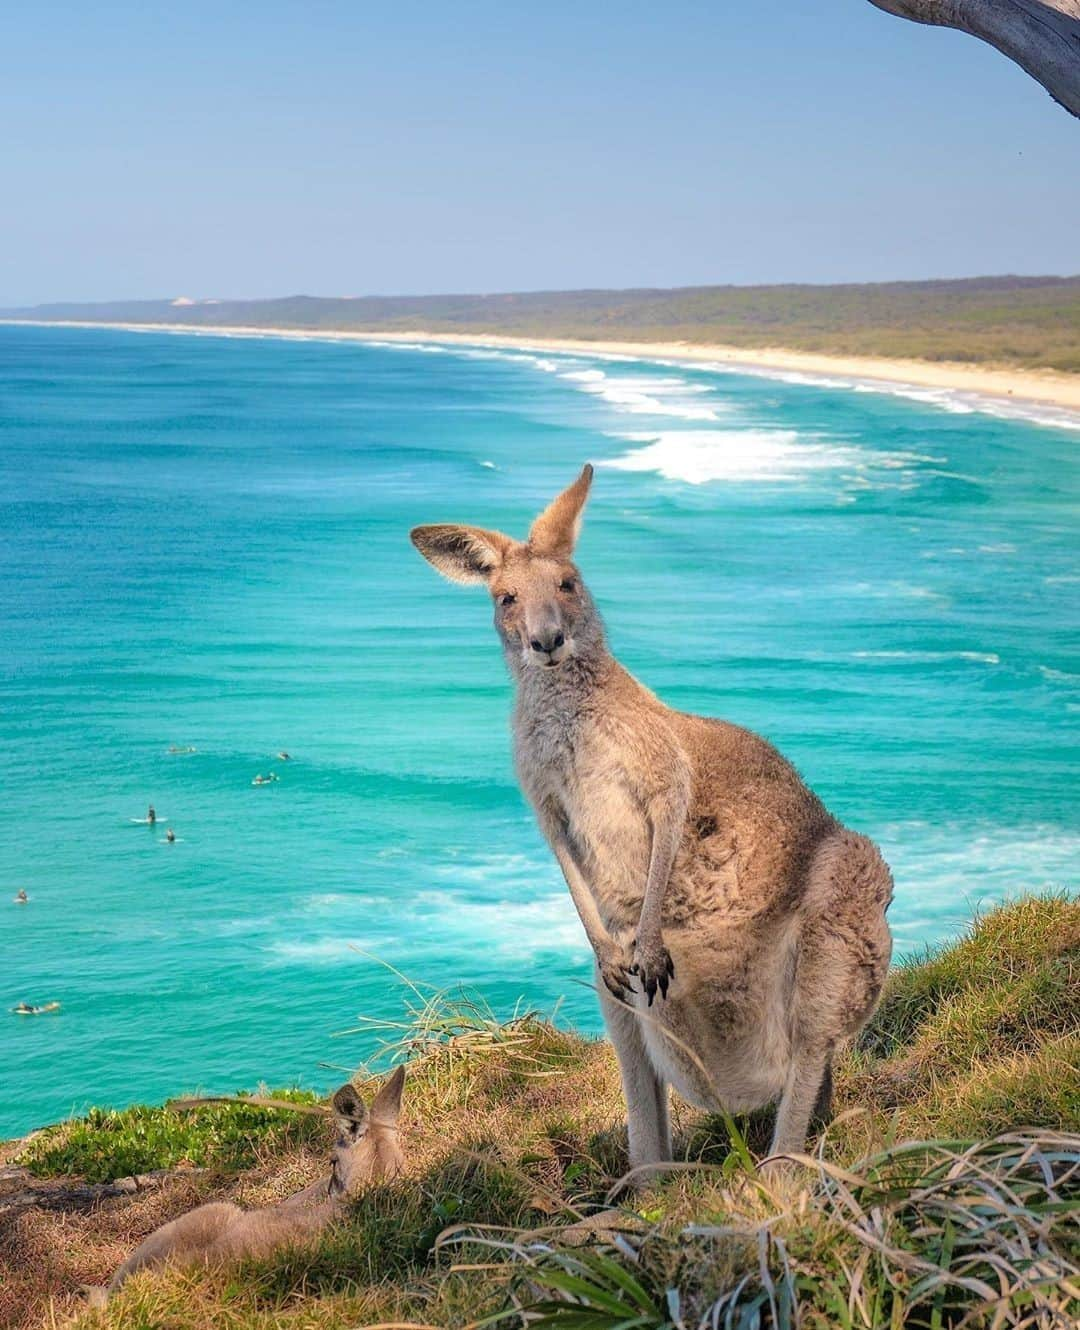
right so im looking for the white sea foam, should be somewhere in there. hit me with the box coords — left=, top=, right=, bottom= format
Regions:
left=310, top=330, right=1080, bottom=433
left=850, top=380, right=1080, bottom=430
left=364, top=338, right=449, bottom=355
left=1039, top=665, right=1080, bottom=685
left=302, top=893, right=350, bottom=910
left=267, top=937, right=363, bottom=964
left=881, top=821, right=1080, bottom=957
left=596, top=429, right=863, bottom=484
left=852, top=650, right=1000, bottom=665
left=433, top=891, right=583, bottom=961
left=649, top=356, right=1080, bottom=432
left=558, top=368, right=722, bottom=421
left=853, top=382, right=974, bottom=415
left=848, top=580, right=949, bottom=603
left=109, top=329, right=1080, bottom=432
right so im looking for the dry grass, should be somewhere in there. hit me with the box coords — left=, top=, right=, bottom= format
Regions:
left=487, top=1130, right=1079, bottom=1329
left=1, top=896, right=1076, bottom=1330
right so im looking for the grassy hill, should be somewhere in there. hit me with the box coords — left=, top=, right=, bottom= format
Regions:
left=2, top=896, right=1077, bottom=1330
left=5, top=274, right=1080, bottom=371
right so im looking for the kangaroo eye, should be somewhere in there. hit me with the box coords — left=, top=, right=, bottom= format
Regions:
left=559, top=579, right=575, bottom=593
left=500, top=593, right=516, bottom=607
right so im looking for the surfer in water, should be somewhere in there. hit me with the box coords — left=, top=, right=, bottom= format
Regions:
left=166, top=828, right=176, bottom=843
left=14, top=889, right=28, bottom=904
left=147, top=805, right=157, bottom=825
left=276, top=751, right=291, bottom=761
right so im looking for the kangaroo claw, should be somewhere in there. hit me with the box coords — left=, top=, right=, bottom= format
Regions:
left=600, top=959, right=635, bottom=1001
left=631, top=939, right=674, bottom=1004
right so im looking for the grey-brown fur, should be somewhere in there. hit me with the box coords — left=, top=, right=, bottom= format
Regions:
left=412, top=467, right=892, bottom=1172
left=106, top=1068, right=405, bottom=1294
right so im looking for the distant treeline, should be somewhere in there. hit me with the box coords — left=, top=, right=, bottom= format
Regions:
left=6, top=274, right=1080, bottom=371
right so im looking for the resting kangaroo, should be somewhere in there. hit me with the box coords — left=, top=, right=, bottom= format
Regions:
left=412, top=467, right=893, bottom=1171
left=107, top=1068, right=405, bottom=1294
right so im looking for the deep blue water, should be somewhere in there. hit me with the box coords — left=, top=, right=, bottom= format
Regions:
left=1, top=323, right=1077, bottom=1137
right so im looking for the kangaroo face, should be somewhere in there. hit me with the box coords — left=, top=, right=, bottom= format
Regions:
left=411, top=464, right=597, bottom=673
left=327, top=1066, right=405, bottom=1196
left=491, top=550, right=588, bottom=670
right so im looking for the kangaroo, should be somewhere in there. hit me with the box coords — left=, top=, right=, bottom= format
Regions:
left=411, top=466, right=893, bottom=1172
left=107, top=1068, right=405, bottom=1294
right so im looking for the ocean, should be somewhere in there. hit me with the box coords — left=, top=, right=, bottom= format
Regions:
left=1, top=323, right=1077, bottom=1138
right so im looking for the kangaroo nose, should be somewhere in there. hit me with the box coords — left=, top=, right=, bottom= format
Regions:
left=531, top=631, right=565, bottom=654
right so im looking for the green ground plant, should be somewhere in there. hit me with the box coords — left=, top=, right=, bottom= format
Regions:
left=18, top=1089, right=324, bottom=1184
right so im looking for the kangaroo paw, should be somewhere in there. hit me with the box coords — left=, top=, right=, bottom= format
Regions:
left=630, top=937, right=675, bottom=1005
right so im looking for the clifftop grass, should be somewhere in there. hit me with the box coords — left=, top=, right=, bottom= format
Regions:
left=2, top=895, right=1077, bottom=1330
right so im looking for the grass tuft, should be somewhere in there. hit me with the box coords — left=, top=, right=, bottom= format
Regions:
left=485, top=1130, right=1079, bottom=1329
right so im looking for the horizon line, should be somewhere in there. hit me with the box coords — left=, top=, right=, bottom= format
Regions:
left=5, top=271, right=1080, bottom=312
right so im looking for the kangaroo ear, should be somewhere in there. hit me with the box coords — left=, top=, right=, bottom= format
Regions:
left=332, top=1083, right=368, bottom=1132
left=528, top=465, right=593, bottom=559
left=410, top=524, right=513, bottom=585
left=370, top=1065, right=405, bottom=1127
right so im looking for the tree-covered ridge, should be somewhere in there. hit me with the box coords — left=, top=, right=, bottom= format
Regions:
left=6, top=274, right=1080, bottom=370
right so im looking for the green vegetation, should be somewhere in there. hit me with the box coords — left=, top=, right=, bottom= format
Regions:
left=3, top=896, right=1077, bottom=1330
left=6, top=274, right=1080, bottom=370
left=18, top=1090, right=325, bottom=1185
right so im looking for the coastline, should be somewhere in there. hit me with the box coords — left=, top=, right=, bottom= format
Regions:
left=5, top=318, right=1080, bottom=415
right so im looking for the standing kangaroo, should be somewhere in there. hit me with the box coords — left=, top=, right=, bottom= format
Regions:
left=107, top=1068, right=405, bottom=1294
left=412, top=466, right=893, bottom=1171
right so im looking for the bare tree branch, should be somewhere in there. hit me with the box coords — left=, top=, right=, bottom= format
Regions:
left=868, top=1, right=1080, bottom=116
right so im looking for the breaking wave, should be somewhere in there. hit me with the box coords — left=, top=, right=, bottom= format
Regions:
left=596, top=429, right=864, bottom=484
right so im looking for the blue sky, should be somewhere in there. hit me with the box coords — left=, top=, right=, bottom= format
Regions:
left=2, top=1, right=1077, bottom=304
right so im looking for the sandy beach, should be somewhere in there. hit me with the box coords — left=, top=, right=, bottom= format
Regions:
left=7, top=320, right=1080, bottom=415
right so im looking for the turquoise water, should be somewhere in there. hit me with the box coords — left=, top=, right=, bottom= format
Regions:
left=1, top=324, right=1077, bottom=1138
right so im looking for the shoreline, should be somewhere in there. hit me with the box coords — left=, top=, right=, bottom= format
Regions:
left=5, top=318, right=1080, bottom=416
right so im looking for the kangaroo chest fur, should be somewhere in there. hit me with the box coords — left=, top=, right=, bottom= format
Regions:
left=514, top=672, right=654, bottom=933
left=512, top=661, right=825, bottom=1113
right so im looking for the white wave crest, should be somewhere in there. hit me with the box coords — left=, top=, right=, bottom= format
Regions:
left=663, top=357, right=1080, bottom=432
left=597, top=429, right=863, bottom=484
left=1039, top=665, right=1080, bottom=685
left=558, top=368, right=722, bottom=421
left=852, top=650, right=1000, bottom=665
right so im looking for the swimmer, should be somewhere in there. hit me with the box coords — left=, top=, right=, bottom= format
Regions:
left=276, top=751, right=291, bottom=761
left=147, top=805, right=157, bottom=825
left=14, top=889, right=28, bottom=904
left=166, top=828, right=176, bottom=843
